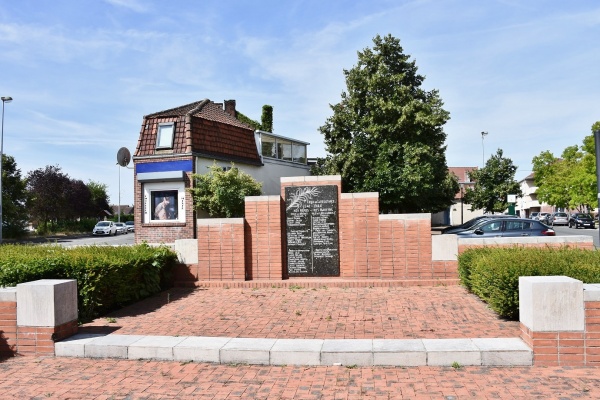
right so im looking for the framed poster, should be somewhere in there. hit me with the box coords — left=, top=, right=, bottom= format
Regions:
left=151, top=190, right=178, bottom=220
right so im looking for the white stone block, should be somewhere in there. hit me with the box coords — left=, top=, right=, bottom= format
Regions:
left=174, top=336, right=231, bottom=363
left=128, top=335, right=187, bottom=360
left=372, top=339, right=426, bottom=366
left=472, top=338, right=532, bottom=366
left=519, top=276, right=584, bottom=331
left=55, top=333, right=106, bottom=357
left=85, top=335, right=144, bottom=359
left=16, top=279, right=77, bottom=327
left=431, top=235, right=458, bottom=261
left=321, top=339, right=373, bottom=366
left=220, top=338, right=276, bottom=365
left=423, top=339, right=481, bottom=366
left=174, top=239, right=198, bottom=264
left=584, top=284, right=600, bottom=302
left=270, top=339, right=323, bottom=366
left=0, top=287, right=16, bottom=302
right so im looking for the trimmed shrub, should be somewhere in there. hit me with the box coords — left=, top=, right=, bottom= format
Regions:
left=0, top=243, right=177, bottom=322
left=458, top=246, right=600, bottom=320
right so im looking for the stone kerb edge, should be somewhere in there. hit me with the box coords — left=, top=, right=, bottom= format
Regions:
left=55, top=335, right=533, bottom=367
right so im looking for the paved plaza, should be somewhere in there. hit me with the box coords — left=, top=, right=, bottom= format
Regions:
left=1, top=285, right=600, bottom=398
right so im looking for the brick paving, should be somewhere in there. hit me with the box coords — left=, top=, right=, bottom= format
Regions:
left=2, top=284, right=600, bottom=398
left=80, top=286, right=520, bottom=339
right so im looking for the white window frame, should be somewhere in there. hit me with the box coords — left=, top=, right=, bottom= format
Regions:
left=156, top=122, right=175, bottom=149
left=143, top=181, right=186, bottom=223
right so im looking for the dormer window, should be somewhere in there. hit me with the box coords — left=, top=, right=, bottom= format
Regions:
left=156, top=122, right=175, bottom=149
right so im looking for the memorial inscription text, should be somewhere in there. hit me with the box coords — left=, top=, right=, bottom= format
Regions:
left=285, top=185, right=339, bottom=276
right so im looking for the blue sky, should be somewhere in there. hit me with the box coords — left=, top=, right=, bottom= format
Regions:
left=1, top=0, right=599, bottom=205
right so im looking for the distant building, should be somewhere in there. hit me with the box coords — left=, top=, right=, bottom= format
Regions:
left=432, top=167, right=484, bottom=226
left=110, top=205, right=134, bottom=216
left=515, top=173, right=553, bottom=218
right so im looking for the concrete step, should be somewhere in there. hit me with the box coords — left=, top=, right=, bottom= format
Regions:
left=55, top=334, right=532, bottom=367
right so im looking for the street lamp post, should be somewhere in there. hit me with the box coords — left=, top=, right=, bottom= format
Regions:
left=481, top=131, right=488, bottom=167
left=0, top=96, right=13, bottom=244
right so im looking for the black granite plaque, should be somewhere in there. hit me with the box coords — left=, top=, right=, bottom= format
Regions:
left=285, top=185, right=339, bottom=277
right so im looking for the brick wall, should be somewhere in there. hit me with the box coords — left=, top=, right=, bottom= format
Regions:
left=0, top=299, right=16, bottom=357
left=183, top=175, right=462, bottom=283
left=0, top=285, right=78, bottom=358
left=245, top=196, right=283, bottom=280
left=196, top=219, right=245, bottom=281
left=15, top=321, right=78, bottom=356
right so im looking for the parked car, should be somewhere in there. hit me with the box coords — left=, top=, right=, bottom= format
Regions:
left=539, top=212, right=551, bottom=224
left=115, top=222, right=128, bottom=235
left=92, top=221, right=116, bottom=236
left=568, top=213, right=595, bottom=229
left=548, top=212, right=569, bottom=226
left=454, top=218, right=555, bottom=238
left=125, top=221, right=135, bottom=232
left=442, top=214, right=513, bottom=235
left=530, top=212, right=540, bottom=220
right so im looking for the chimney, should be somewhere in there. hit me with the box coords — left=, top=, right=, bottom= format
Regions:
left=224, top=99, right=236, bottom=117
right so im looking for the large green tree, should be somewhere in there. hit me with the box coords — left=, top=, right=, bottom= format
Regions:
left=532, top=122, right=600, bottom=211
left=26, top=165, right=71, bottom=229
left=463, top=149, right=522, bottom=213
left=1, top=154, right=29, bottom=237
left=316, top=34, right=458, bottom=213
left=87, top=180, right=111, bottom=215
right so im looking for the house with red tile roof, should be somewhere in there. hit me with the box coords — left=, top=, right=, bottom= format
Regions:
left=132, top=99, right=310, bottom=244
left=432, top=166, right=484, bottom=226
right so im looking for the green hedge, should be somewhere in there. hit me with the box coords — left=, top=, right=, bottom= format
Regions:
left=0, top=243, right=177, bottom=322
left=458, top=246, right=600, bottom=320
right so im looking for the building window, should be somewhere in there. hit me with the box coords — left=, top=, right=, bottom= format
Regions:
left=156, top=123, right=175, bottom=149
left=151, top=190, right=178, bottom=220
left=292, top=143, right=306, bottom=164
left=261, top=135, right=277, bottom=158
left=277, top=139, right=292, bottom=161
left=143, top=182, right=185, bottom=223
left=258, top=132, right=308, bottom=165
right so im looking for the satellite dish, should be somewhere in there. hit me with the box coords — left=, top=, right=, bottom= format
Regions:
left=117, top=147, right=131, bottom=167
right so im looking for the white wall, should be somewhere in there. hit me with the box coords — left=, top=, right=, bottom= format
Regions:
left=195, top=157, right=310, bottom=196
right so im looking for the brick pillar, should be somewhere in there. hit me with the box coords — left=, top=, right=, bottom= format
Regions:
left=584, top=284, right=600, bottom=365
left=519, top=276, right=585, bottom=366
left=339, top=193, right=380, bottom=278
left=16, top=279, right=79, bottom=356
left=0, top=288, right=17, bottom=357
left=197, top=218, right=245, bottom=281
left=245, top=196, right=283, bottom=280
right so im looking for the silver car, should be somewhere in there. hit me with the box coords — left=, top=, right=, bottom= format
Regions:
left=114, top=222, right=128, bottom=235
left=92, top=221, right=117, bottom=236
left=455, top=218, right=555, bottom=238
left=549, top=212, right=569, bottom=226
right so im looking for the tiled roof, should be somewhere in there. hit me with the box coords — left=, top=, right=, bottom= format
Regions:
left=136, top=99, right=261, bottom=165
left=145, top=99, right=252, bottom=130
left=448, top=167, right=477, bottom=183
